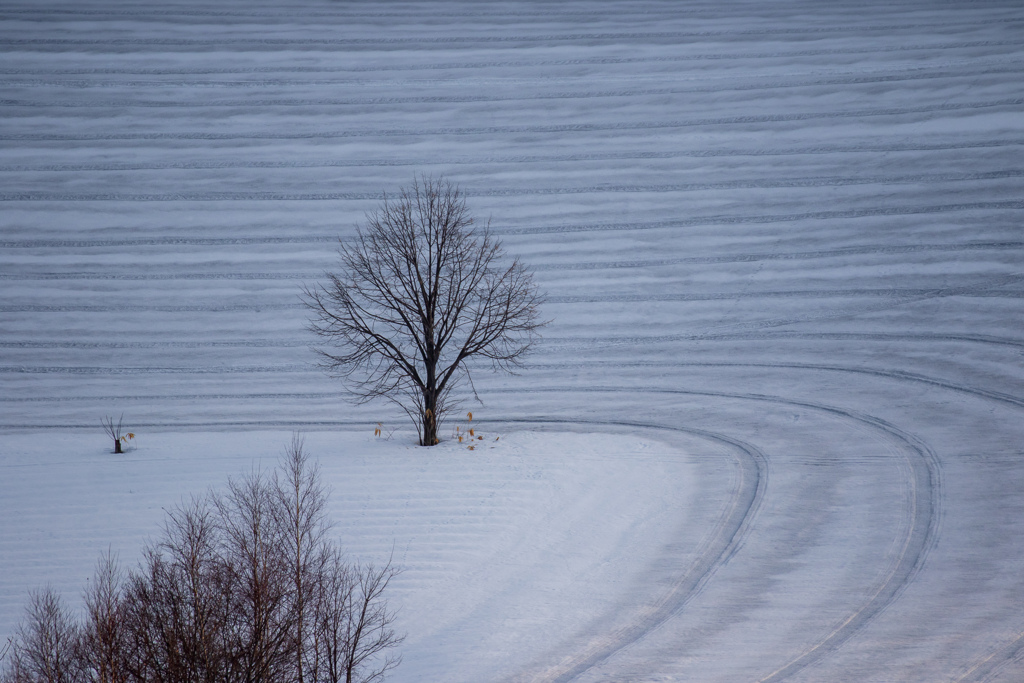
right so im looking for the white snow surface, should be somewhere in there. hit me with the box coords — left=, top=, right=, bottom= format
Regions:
left=0, top=429, right=697, bottom=683
left=2, top=0, right=1024, bottom=681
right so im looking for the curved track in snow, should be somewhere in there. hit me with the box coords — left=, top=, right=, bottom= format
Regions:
left=494, top=387, right=940, bottom=683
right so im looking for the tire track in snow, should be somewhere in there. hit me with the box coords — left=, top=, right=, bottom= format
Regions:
left=531, top=273, right=1019, bottom=345
left=528, top=392, right=935, bottom=682
left=0, top=377, right=948, bottom=680
left=7, top=61, right=1020, bottom=95
left=530, top=361, right=1024, bottom=411
left=0, top=418, right=374, bottom=430
left=4, top=169, right=1021, bottom=202
left=0, top=391, right=343, bottom=403
left=3, top=97, right=1021, bottom=141
left=3, top=20, right=1019, bottom=48
left=3, top=351, right=1024, bottom=408
left=0, top=272, right=324, bottom=281
left=0, top=8, right=689, bottom=19
left=2, top=139, right=1022, bottom=173
left=548, top=288, right=1024, bottom=304
left=540, top=241, right=1024, bottom=270
left=0, top=304, right=298, bottom=313
left=0, top=339, right=306, bottom=349
left=2, top=40, right=1020, bottom=76
left=6, top=285, right=1023, bottom=314
left=703, top=331, right=1024, bottom=349
left=486, top=389, right=939, bottom=682
left=0, top=236, right=335, bottom=249
left=547, top=331, right=1024, bottom=351
left=685, top=273, right=1024, bottom=338
left=3, top=201, right=1021, bottom=250
left=499, top=417, right=768, bottom=683
left=0, top=390, right=948, bottom=679
left=504, top=201, right=1024, bottom=236
left=3, top=331, right=1022, bottom=353
left=0, top=3, right=994, bottom=20
left=953, top=631, right=1024, bottom=682
left=4, top=356, right=1019, bottom=414
left=2, top=241, right=1022, bottom=277
left=3, top=239, right=1021, bottom=262
left=732, top=394, right=939, bottom=683
left=0, top=365, right=311, bottom=375
left=510, top=356, right=1024, bottom=678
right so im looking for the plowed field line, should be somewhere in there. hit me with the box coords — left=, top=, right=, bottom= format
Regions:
left=1, top=39, right=1020, bottom=75
left=2, top=139, right=1022, bottom=172
left=3, top=97, right=1021, bottom=142
left=4, top=169, right=1021, bottom=202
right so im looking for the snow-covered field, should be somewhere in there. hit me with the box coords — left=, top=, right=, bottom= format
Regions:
left=2, top=1, right=1023, bottom=680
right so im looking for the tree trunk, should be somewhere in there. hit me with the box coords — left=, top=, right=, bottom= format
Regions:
left=421, top=392, right=438, bottom=446
left=114, top=439, right=122, bottom=454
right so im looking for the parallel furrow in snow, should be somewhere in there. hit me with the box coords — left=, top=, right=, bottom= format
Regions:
left=5, top=286, right=1024, bottom=314
left=2, top=241, right=1023, bottom=277
left=2, top=139, right=1023, bottom=173
left=548, top=331, right=1024, bottom=350
left=528, top=362, right=1024, bottom=410
left=2, top=202, right=1022, bottom=249
left=6, top=62, right=1021, bottom=95
left=0, top=3, right=988, bottom=20
left=503, top=201, right=1024, bottom=236
left=1, top=39, right=1021, bottom=75
left=3, top=331, right=1023, bottom=353
left=4, top=170, right=1022, bottom=202
left=3, top=98, right=1022, bottom=141
left=3, top=20, right=1021, bottom=48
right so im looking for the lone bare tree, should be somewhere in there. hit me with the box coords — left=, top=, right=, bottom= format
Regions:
left=304, top=177, right=545, bottom=446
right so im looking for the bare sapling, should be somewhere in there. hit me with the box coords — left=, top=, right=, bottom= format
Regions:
left=271, top=433, right=331, bottom=683
left=102, top=415, right=125, bottom=454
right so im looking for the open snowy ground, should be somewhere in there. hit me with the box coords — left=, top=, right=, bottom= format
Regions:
left=2, top=0, right=1024, bottom=680
left=0, top=428, right=702, bottom=682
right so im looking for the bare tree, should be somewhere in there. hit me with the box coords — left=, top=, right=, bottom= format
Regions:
left=307, top=549, right=351, bottom=683
left=339, top=561, right=402, bottom=683
left=79, top=551, right=128, bottom=683
left=120, top=496, right=231, bottom=683
left=306, top=550, right=402, bottom=683
left=304, top=176, right=545, bottom=446
left=217, top=471, right=293, bottom=683
left=0, top=641, right=10, bottom=679
left=271, top=434, right=331, bottom=683
left=3, top=587, right=83, bottom=683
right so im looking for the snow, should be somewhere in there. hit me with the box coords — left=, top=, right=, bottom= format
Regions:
left=0, top=429, right=695, bottom=682
left=2, top=1, right=1024, bottom=681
